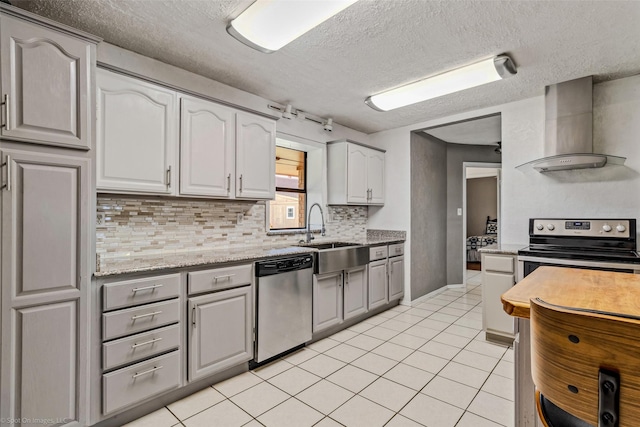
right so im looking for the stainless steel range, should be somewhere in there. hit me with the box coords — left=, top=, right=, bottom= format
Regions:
left=515, top=218, right=640, bottom=427
left=518, top=218, right=640, bottom=280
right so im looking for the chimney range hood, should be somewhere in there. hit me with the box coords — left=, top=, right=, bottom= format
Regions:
left=517, top=76, right=625, bottom=172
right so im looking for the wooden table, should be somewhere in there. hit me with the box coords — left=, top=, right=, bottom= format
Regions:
left=501, top=266, right=640, bottom=318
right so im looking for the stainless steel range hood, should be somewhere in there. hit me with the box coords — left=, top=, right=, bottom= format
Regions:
left=517, top=76, right=625, bottom=172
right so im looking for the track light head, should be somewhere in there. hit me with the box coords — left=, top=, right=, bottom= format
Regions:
left=282, top=104, right=293, bottom=119
left=323, top=118, right=333, bottom=132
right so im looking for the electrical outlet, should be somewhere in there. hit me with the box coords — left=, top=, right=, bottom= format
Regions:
left=457, top=208, right=462, bottom=216
left=237, top=213, right=243, bottom=224
left=96, top=212, right=106, bottom=225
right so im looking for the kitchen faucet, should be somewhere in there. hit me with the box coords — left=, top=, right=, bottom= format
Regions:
left=306, top=203, right=326, bottom=243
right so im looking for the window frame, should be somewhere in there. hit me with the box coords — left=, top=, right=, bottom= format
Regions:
left=270, top=148, right=308, bottom=231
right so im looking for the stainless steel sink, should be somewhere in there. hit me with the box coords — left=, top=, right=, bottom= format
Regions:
left=298, top=242, right=369, bottom=274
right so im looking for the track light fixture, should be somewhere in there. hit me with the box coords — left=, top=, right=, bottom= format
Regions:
left=267, top=103, right=334, bottom=131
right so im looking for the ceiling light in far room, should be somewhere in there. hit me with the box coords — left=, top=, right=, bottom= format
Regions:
left=227, top=0, right=359, bottom=53
left=323, top=118, right=333, bottom=132
left=282, top=104, right=294, bottom=119
left=365, top=55, right=517, bottom=111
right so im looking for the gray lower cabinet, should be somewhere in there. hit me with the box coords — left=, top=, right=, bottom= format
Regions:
left=313, top=271, right=343, bottom=332
left=368, top=259, right=388, bottom=310
left=389, top=254, right=405, bottom=301
left=0, top=147, right=91, bottom=426
left=100, top=273, right=182, bottom=416
left=188, top=286, right=253, bottom=381
left=343, top=266, right=368, bottom=320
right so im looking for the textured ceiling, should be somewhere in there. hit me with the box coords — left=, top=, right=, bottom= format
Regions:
left=11, top=0, right=640, bottom=134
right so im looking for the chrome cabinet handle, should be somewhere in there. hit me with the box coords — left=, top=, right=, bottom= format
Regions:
left=214, top=274, right=235, bottom=282
left=227, top=173, right=231, bottom=192
left=192, top=306, right=196, bottom=328
left=239, top=174, right=243, bottom=192
left=131, top=284, right=163, bottom=293
left=1, top=155, right=10, bottom=191
left=131, top=337, right=163, bottom=349
left=166, top=166, right=172, bottom=188
left=1, top=94, right=9, bottom=131
left=132, top=365, right=163, bottom=379
left=131, top=311, right=162, bottom=320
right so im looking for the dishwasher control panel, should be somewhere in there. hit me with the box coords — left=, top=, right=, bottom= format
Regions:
left=256, top=255, right=313, bottom=276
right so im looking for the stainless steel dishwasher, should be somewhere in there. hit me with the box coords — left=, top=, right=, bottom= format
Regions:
left=253, top=255, right=313, bottom=365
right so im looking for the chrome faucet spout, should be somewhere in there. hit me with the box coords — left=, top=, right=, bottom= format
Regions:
left=306, top=203, right=326, bottom=243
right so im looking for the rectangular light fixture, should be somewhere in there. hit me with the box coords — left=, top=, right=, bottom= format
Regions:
left=227, top=0, right=358, bottom=53
left=365, top=55, right=517, bottom=111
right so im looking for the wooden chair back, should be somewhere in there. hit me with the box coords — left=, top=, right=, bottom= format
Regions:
left=530, top=297, right=640, bottom=427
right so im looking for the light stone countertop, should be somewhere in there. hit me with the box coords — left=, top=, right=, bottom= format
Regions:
left=95, top=232, right=406, bottom=277
left=479, top=243, right=527, bottom=255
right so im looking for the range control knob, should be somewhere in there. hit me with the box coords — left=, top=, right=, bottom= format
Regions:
left=617, top=224, right=627, bottom=232
left=536, top=223, right=544, bottom=231
left=602, top=224, right=612, bottom=232
left=547, top=224, right=555, bottom=231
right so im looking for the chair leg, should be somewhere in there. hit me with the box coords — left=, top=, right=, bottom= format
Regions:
left=535, top=389, right=552, bottom=427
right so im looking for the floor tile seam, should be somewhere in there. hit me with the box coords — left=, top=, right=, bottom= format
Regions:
left=163, top=405, right=183, bottom=423
left=450, top=353, right=501, bottom=372
left=264, top=370, right=323, bottom=399
left=356, top=383, right=422, bottom=414
left=453, top=412, right=506, bottom=427
left=259, top=394, right=329, bottom=422
left=312, top=416, right=346, bottom=427
left=214, top=396, right=260, bottom=425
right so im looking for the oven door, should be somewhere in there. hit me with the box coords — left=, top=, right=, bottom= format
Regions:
left=518, top=255, right=640, bottom=280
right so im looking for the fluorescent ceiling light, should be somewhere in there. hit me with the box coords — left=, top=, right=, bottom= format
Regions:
left=228, top=0, right=358, bottom=53
left=365, top=55, right=517, bottom=111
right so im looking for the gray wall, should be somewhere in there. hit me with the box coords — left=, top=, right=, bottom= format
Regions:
left=467, top=176, right=498, bottom=236
left=410, top=133, right=447, bottom=299
left=446, top=145, right=501, bottom=284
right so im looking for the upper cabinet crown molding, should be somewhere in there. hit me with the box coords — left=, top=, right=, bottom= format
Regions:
left=327, top=139, right=385, bottom=206
left=97, top=69, right=276, bottom=200
left=0, top=6, right=99, bottom=149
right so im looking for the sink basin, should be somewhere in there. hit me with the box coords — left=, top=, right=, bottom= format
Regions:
left=298, top=242, right=369, bottom=274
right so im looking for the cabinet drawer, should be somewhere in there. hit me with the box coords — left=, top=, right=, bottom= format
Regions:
left=103, top=299, right=180, bottom=341
left=103, top=273, right=181, bottom=311
left=484, top=255, right=514, bottom=273
left=369, top=245, right=388, bottom=261
left=188, top=264, right=252, bottom=295
left=103, top=350, right=180, bottom=415
left=103, top=324, right=180, bottom=371
left=388, top=243, right=404, bottom=257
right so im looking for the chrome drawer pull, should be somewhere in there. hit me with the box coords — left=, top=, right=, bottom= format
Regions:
left=131, top=337, right=163, bottom=349
left=2, top=94, right=9, bottom=131
left=131, top=284, right=164, bottom=293
left=131, top=311, right=162, bottom=320
left=132, top=365, right=163, bottom=379
left=214, top=274, right=235, bottom=282
left=227, top=173, right=231, bottom=192
left=376, top=251, right=383, bottom=256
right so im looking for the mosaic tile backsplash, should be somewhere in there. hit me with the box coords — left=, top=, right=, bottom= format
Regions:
left=96, top=196, right=368, bottom=258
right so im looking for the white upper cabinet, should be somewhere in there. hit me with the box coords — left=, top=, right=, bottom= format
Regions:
left=327, top=139, right=386, bottom=206
left=180, top=95, right=235, bottom=197
left=97, top=69, right=276, bottom=200
left=0, top=8, right=98, bottom=149
left=235, top=112, right=275, bottom=200
left=97, top=69, right=178, bottom=195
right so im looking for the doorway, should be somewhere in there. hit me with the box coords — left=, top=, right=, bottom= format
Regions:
left=463, top=163, right=501, bottom=283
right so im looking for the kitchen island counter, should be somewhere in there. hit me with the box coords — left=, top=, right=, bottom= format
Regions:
left=501, top=265, right=640, bottom=319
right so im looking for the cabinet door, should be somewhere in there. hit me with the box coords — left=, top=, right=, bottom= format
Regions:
left=344, top=266, right=368, bottom=320
left=97, top=70, right=177, bottom=194
left=0, top=14, right=93, bottom=149
left=313, top=272, right=343, bottom=333
left=482, top=271, right=515, bottom=336
left=180, top=96, right=235, bottom=197
left=389, top=256, right=405, bottom=301
left=1, top=148, right=89, bottom=426
left=346, top=143, right=368, bottom=204
left=188, top=287, right=252, bottom=381
left=235, top=112, right=275, bottom=199
left=367, top=149, right=385, bottom=205
left=368, top=260, right=388, bottom=310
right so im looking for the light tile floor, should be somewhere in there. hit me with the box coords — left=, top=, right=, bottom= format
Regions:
left=125, top=270, right=514, bottom=427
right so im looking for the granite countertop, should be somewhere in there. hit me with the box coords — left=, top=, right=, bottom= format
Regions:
left=95, top=230, right=406, bottom=277
left=479, top=243, right=526, bottom=255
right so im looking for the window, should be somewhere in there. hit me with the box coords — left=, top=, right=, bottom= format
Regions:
left=269, top=146, right=306, bottom=230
